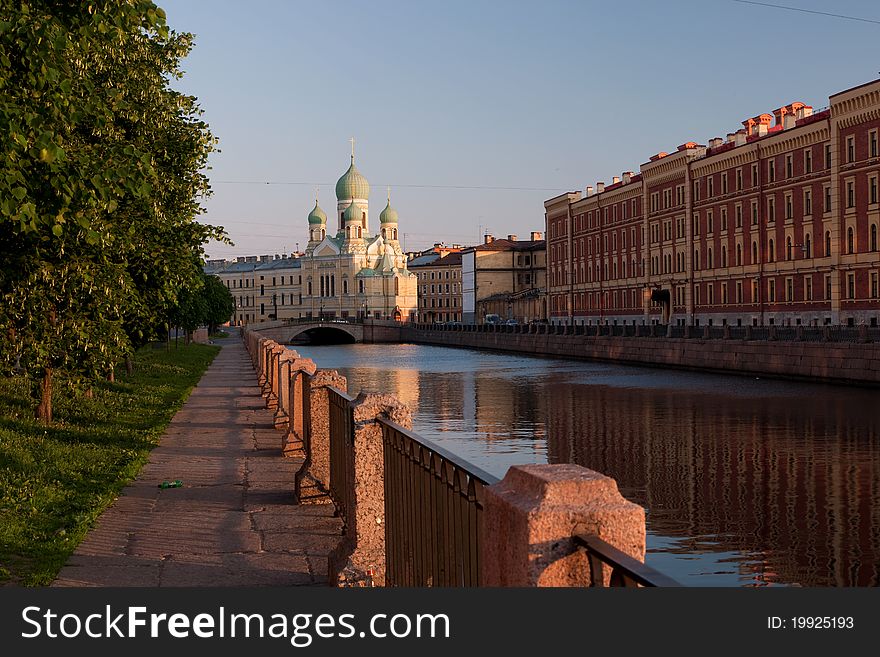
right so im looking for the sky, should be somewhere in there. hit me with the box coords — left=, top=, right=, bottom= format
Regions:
left=160, top=0, right=880, bottom=259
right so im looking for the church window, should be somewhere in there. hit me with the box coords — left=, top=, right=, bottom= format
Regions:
left=343, top=279, right=348, bottom=295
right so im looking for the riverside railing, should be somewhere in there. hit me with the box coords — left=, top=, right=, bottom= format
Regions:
left=243, top=327, right=677, bottom=588
left=381, top=419, right=499, bottom=587
left=328, top=386, right=356, bottom=527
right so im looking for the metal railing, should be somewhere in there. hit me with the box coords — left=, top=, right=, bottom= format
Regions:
left=573, top=533, right=682, bottom=587
left=328, top=386, right=356, bottom=527
left=381, top=419, right=499, bottom=587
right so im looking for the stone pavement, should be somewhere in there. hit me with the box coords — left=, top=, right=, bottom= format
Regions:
left=53, top=334, right=342, bottom=587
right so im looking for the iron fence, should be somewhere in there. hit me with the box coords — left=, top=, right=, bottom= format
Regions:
left=328, top=386, right=356, bottom=527
left=381, top=419, right=499, bottom=587
left=573, top=532, right=682, bottom=587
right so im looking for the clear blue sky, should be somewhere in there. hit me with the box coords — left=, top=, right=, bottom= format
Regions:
left=160, top=0, right=880, bottom=258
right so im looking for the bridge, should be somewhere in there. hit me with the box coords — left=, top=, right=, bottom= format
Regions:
left=248, top=318, right=364, bottom=344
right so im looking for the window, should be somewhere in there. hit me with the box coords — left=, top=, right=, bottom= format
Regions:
left=825, top=231, right=831, bottom=257
left=707, top=211, right=714, bottom=233
left=804, top=189, right=812, bottom=215
left=785, top=193, right=793, bottom=219
left=824, top=186, right=832, bottom=213
left=752, top=164, right=759, bottom=187
left=768, top=239, right=775, bottom=262
left=848, top=273, right=856, bottom=299
left=785, top=154, right=793, bottom=178
left=847, top=136, right=855, bottom=163
left=805, top=149, right=812, bottom=173
left=708, top=283, right=714, bottom=304
left=768, top=279, right=776, bottom=303
left=872, top=271, right=879, bottom=299
left=751, top=201, right=758, bottom=226
left=871, top=130, right=879, bottom=158
left=721, top=282, right=728, bottom=304
left=708, top=247, right=714, bottom=269
left=786, top=277, right=794, bottom=302
left=806, top=276, right=813, bottom=301
left=805, top=233, right=812, bottom=258
left=736, top=169, right=743, bottom=190
left=721, top=173, right=728, bottom=194
left=872, top=224, right=878, bottom=251
left=846, top=180, right=855, bottom=208
left=752, top=279, right=759, bottom=303
left=735, top=204, right=743, bottom=228
left=736, top=281, right=743, bottom=304
left=721, top=207, right=728, bottom=231
left=752, top=241, right=758, bottom=263
left=786, top=236, right=793, bottom=260
left=768, top=197, right=776, bottom=222
left=847, top=227, right=854, bottom=254
left=736, top=243, right=742, bottom=266
left=870, top=175, right=878, bottom=205
left=708, top=177, right=714, bottom=197
left=825, top=144, right=832, bottom=169
left=768, top=160, right=775, bottom=182
left=721, top=245, right=727, bottom=267
left=825, top=274, right=832, bottom=300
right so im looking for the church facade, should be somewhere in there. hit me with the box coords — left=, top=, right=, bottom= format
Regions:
left=301, top=151, right=418, bottom=321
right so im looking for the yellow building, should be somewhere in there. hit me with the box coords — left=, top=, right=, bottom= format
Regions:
left=302, top=151, right=418, bottom=321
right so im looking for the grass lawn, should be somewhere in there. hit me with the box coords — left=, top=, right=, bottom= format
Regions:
left=0, top=343, right=219, bottom=586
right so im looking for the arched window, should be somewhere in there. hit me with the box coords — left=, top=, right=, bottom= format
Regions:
left=825, top=231, right=831, bottom=257
left=330, top=275, right=336, bottom=296
left=307, top=280, right=312, bottom=296
left=752, top=241, right=758, bottom=263
left=721, top=245, right=727, bottom=267
left=736, top=243, right=742, bottom=266
left=321, top=229, right=325, bottom=239
left=357, top=226, right=362, bottom=238
left=392, top=228, right=398, bottom=240
left=847, top=227, right=854, bottom=254
left=381, top=228, right=386, bottom=239
left=343, top=278, right=348, bottom=295
left=394, top=277, right=399, bottom=295
left=319, top=276, right=324, bottom=297
left=786, top=236, right=793, bottom=260
left=872, top=224, right=878, bottom=251
left=768, top=239, right=775, bottom=262
left=358, top=279, right=365, bottom=294
left=708, top=247, right=714, bottom=269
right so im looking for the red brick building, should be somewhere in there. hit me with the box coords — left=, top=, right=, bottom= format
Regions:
left=546, top=79, right=880, bottom=327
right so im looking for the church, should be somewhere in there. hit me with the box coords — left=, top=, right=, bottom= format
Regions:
left=301, top=148, right=418, bottom=321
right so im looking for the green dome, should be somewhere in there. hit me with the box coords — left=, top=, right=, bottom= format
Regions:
left=335, top=157, right=371, bottom=200
left=343, top=200, right=362, bottom=224
left=308, top=201, right=327, bottom=225
left=379, top=200, right=398, bottom=225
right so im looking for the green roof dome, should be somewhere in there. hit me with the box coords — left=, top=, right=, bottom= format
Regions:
left=308, top=200, right=327, bottom=225
left=343, top=200, right=362, bottom=224
left=379, top=199, right=398, bottom=225
left=335, top=156, right=370, bottom=200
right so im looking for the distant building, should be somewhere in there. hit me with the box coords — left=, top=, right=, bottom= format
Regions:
left=302, top=151, right=417, bottom=321
left=545, top=78, right=880, bottom=327
left=204, top=255, right=301, bottom=325
left=461, top=233, right=546, bottom=324
left=205, top=150, right=420, bottom=324
left=409, top=251, right=463, bottom=323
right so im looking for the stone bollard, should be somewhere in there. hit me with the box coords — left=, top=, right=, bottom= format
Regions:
left=481, top=464, right=645, bottom=587
left=282, top=356, right=318, bottom=456
left=329, top=392, right=412, bottom=588
left=295, top=370, right=347, bottom=504
left=266, top=343, right=284, bottom=410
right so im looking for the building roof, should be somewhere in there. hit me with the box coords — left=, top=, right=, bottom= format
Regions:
left=335, top=156, right=370, bottom=200
left=434, top=252, right=462, bottom=266
left=407, top=253, right=442, bottom=268
left=467, top=238, right=545, bottom=253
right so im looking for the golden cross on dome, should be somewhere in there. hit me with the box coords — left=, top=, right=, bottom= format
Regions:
left=349, top=137, right=355, bottom=161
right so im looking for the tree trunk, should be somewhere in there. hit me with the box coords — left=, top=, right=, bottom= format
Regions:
left=85, top=388, right=93, bottom=399
left=107, top=368, right=115, bottom=383
left=175, top=326, right=179, bottom=348
left=35, top=368, right=52, bottom=424
left=125, top=355, right=134, bottom=376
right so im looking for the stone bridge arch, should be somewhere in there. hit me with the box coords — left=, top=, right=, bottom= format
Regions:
left=252, top=321, right=364, bottom=344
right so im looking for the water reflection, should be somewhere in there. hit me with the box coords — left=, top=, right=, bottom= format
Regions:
left=291, top=343, right=880, bottom=587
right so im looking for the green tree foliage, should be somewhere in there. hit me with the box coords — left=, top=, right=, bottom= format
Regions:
left=202, top=274, right=235, bottom=335
left=0, top=2, right=227, bottom=422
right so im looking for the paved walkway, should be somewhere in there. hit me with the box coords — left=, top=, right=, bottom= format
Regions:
left=54, top=335, right=342, bottom=586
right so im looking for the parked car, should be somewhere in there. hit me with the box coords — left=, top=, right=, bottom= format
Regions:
left=484, top=314, right=502, bottom=325
left=505, top=319, right=518, bottom=325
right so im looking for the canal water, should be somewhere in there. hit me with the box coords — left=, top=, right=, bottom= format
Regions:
left=290, top=342, right=880, bottom=587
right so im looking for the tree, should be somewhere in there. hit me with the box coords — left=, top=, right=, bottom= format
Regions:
left=202, top=274, right=235, bottom=334
left=0, top=2, right=226, bottom=422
